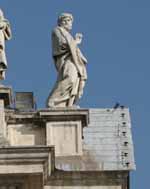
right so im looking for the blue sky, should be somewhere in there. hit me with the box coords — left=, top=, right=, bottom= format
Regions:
left=0, top=0, right=149, bottom=188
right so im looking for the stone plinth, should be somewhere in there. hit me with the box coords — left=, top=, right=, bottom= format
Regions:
left=39, top=108, right=89, bottom=156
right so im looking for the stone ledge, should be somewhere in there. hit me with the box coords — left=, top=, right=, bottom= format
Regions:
left=0, top=146, right=55, bottom=184
left=39, top=108, right=89, bottom=127
left=5, top=108, right=89, bottom=127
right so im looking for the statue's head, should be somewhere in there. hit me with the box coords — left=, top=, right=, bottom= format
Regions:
left=57, top=13, right=73, bottom=31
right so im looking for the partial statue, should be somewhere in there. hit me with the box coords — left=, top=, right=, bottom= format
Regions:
left=0, top=9, right=12, bottom=80
left=46, top=13, right=87, bottom=107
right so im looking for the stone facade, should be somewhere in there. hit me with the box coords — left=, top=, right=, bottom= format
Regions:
left=45, top=171, right=129, bottom=189
left=0, top=97, right=135, bottom=189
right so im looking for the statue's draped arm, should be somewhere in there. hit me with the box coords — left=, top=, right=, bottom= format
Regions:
left=58, top=27, right=87, bottom=80
left=52, top=28, right=69, bottom=57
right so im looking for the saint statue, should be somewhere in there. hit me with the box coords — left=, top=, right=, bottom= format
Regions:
left=0, top=9, right=12, bottom=80
left=46, top=13, right=87, bottom=107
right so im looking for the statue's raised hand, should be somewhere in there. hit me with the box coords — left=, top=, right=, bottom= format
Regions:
left=75, top=33, right=83, bottom=45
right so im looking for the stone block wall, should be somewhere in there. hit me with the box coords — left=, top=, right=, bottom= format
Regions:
left=7, top=123, right=46, bottom=146
left=44, top=171, right=129, bottom=189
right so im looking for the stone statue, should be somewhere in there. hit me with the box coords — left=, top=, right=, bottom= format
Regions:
left=0, top=9, right=12, bottom=80
left=46, top=13, right=87, bottom=107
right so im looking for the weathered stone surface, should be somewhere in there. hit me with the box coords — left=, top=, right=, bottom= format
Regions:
left=44, top=170, right=128, bottom=189
left=4, top=107, right=135, bottom=171
left=6, top=108, right=89, bottom=127
left=0, top=133, right=9, bottom=146
left=0, top=175, right=43, bottom=189
left=0, top=107, right=135, bottom=189
left=6, top=108, right=89, bottom=149
left=38, top=108, right=89, bottom=127
left=0, top=100, right=6, bottom=135
left=0, top=86, right=12, bottom=107
left=45, top=186, right=121, bottom=189
left=0, top=99, right=9, bottom=145
left=7, top=123, right=46, bottom=146
left=46, top=121, right=82, bottom=156
left=55, top=108, right=135, bottom=171
left=0, top=146, right=55, bottom=185
left=15, top=92, right=35, bottom=110
left=4, top=107, right=135, bottom=172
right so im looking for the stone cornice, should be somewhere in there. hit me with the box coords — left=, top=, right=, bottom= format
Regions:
left=5, top=108, right=89, bottom=127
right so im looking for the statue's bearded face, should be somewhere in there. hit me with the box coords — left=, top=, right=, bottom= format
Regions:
left=61, top=17, right=73, bottom=31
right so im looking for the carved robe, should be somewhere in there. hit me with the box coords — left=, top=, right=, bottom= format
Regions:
left=47, top=26, right=87, bottom=107
left=0, top=18, right=12, bottom=79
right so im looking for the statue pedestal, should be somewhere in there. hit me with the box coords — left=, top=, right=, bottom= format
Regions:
left=39, top=108, right=89, bottom=156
